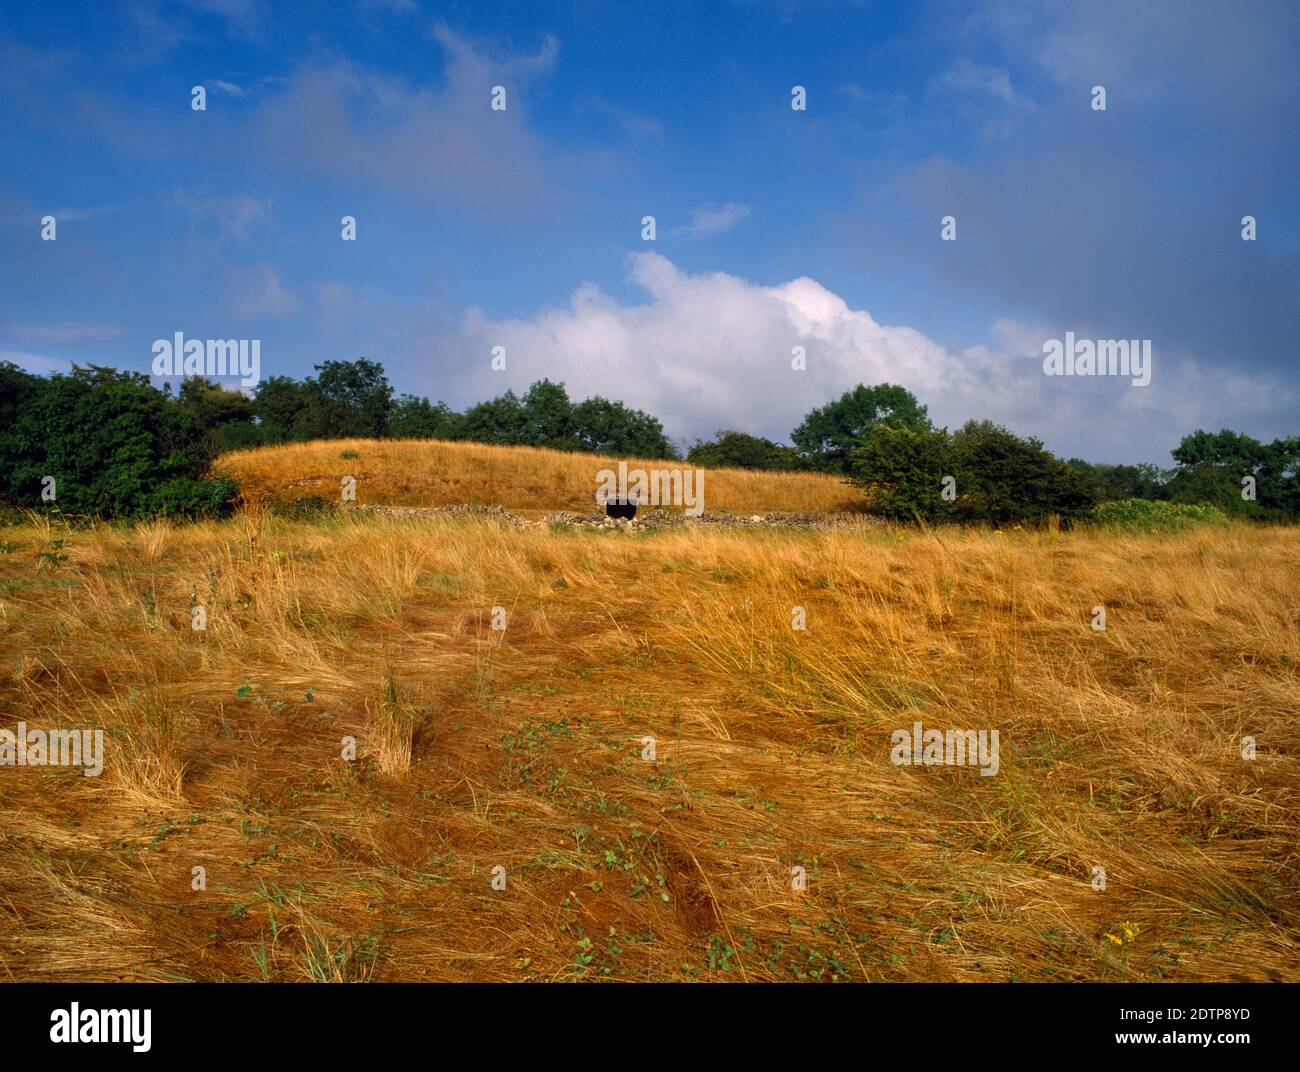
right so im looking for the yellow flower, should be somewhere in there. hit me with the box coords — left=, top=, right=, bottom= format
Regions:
left=1104, top=922, right=1140, bottom=948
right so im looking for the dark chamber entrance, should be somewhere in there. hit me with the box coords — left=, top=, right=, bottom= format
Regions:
left=605, top=499, right=637, bottom=520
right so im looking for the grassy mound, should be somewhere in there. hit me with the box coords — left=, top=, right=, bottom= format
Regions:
left=218, top=438, right=866, bottom=515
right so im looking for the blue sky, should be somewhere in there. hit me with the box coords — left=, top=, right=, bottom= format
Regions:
left=2, top=0, right=1297, bottom=462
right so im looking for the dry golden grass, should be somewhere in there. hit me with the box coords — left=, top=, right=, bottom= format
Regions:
left=219, top=437, right=866, bottom=514
left=1, top=507, right=1297, bottom=982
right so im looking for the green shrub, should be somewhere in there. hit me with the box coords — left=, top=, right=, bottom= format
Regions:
left=148, top=476, right=240, bottom=518
left=1091, top=498, right=1230, bottom=532
left=950, top=420, right=1097, bottom=525
left=0, top=363, right=238, bottom=519
left=688, top=430, right=802, bottom=471
left=848, top=423, right=956, bottom=521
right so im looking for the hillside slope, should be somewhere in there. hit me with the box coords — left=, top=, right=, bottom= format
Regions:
left=219, top=438, right=865, bottom=514
left=1, top=512, right=1296, bottom=980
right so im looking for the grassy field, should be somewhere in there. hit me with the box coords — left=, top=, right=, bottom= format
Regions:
left=1, top=448, right=1298, bottom=982
left=219, top=437, right=866, bottom=514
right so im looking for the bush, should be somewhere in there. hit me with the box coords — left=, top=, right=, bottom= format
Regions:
left=688, top=430, right=802, bottom=471
left=951, top=420, right=1097, bottom=525
left=1091, top=498, right=1230, bottom=532
left=849, top=423, right=956, bottom=521
left=148, top=476, right=240, bottom=518
left=0, top=363, right=238, bottom=519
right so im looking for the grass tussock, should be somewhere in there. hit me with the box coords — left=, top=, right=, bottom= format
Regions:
left=219, top=437, right=866, bottom=515
left=0, top=510, right=1297, bottom=982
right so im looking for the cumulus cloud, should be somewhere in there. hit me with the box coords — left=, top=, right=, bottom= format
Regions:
left=447, top=252, right=1021, bottom=443
left=436, top=253, right=1291, bottom=461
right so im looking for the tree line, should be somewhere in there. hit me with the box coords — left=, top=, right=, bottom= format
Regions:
left=1, top=359, right=1295, bottom=522
left=691, top=383, right=1299, bottom=523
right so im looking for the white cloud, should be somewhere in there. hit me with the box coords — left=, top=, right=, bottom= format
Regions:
left=670, top=202, right=752, bottom=239
left=437, top=253, right=1290, bottom=461
left=448, top=252, right=1016, bottom=442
